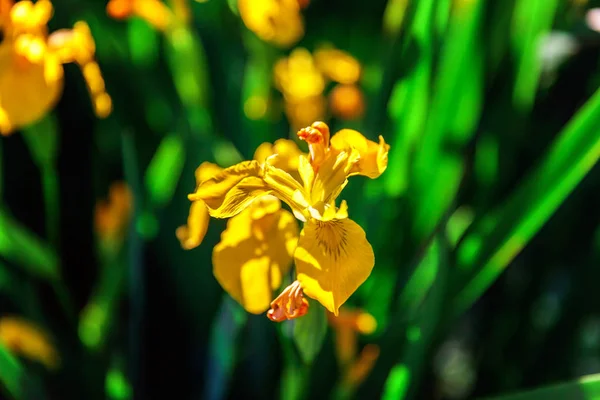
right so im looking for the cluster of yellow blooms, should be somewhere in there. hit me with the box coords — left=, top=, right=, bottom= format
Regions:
left=0, top=316, right=59, bottom=369
left=178, top=121, right=389, bottom=321
left=0, top=0, right=111, bottom=135
left=274, top=47, right=365, bottom=129
left=238, top=0, right=308, bottom=48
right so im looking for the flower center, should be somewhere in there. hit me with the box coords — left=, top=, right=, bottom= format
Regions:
left=315, top=219, right=348, bottom=260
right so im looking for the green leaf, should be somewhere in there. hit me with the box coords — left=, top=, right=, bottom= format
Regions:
left=22, top=115, right=59, bottom=167
left=144, top=134, right=186, bottom=208
left=293, top=303, right=327, bottom=365
left=0, top=208, right=59, bottom=281
left=480, top=373, right=600, bottom=400
left=409, top=0, right=485, bottom=242
left=127, top=18, right=160, bottom=67
left=452, top=82, right=600, bottom=317
left=382, top=364, right=411, bottom=400
left=0, top=342, right=25, bottom=399
left=511, top=0, right=560, bottom=111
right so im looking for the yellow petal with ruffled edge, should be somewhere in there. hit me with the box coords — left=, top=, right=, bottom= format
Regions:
left=212, top=199, right=299, bottom=314
left=194, top=161, right=222, bottom=185
left=294, top=218, right=374, bottom=315
left=330, top=129, right=390, bottom=179
left=175, top=200, right=210, bottom=250
left=188, top=160, right=271, bottom=218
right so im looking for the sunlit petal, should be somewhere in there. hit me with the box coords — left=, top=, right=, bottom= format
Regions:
left=295, top=218, right=375, bottom=315
left=330, top=129, right=390, bottom=179
left=189, top=160, right=270, bottom=218
left=176, top=200, right=210, bottom=250
left=253, top=138, right=303, bottom=173
left=212, top=202, right=298, bottom=314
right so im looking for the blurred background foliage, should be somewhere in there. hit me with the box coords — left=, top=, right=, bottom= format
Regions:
left=0, top=0, right=600, bottom=399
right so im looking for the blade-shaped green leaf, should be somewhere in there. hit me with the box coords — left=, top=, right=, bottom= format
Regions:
left=144, top=134, right=186, bottom=207
left=480, top=373, right=600, bottom=400
left=452, top=84, right=600, bottom=317
left=0, top=208, right=59, bottom=281
left=511, top=0, right=560, bottom=110
left=409, top=0, right=484, bottom=242
left=293, top=303, right=327, bottom=365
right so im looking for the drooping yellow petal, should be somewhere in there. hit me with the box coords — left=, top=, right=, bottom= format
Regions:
left=253, top=138, right=303, bottom=173
left=212, top=199, right=299, bottom=314
left=295, top=218, right=375, bottom=315
left=0, top=39, right=62, bottom=134
left=188, top=160, right=271, bottom=218
left=176, top=200, right=210, bottom=250
left=330, top=129, right=390, bottom=179
left=0, top=316, right=60, bottom=370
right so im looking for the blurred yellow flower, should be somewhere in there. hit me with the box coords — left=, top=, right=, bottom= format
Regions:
left=179, top=139, right=303, bottom=314
left=328, top=308, right=379, bottom=388
left=284, top=96, right=327, bottom=131
left=314, top=47, right=362, bottom=85
left=274, top=47, right=364, bottom=129
left=0, top=316, right=60, bottom=369
left=329, top=84, right=365, bottom=120
left=189, top=121, right=390, bottom=318
left=274, top=48, right=325, bottom=101
left=238, top=0, right=304, bottom=48
left=95, top=182, right=133, bottom=249
left=0, top=0, right=111, bottom=135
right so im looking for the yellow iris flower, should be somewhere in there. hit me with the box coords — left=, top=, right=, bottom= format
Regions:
left=189, top=121, right=390, bottom=318
left=237, top=0, right=304, bottom=48
left=178, top=139, right=303, bottom=314
left=0, top=316, right=60, bottom=369
left=0, top=0, right=111, bottom=135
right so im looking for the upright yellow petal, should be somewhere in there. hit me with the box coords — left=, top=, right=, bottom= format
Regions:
left=294, top=218, right=375, bottom=315
left=253, top=138, right=303, bottom=173
left=212, top=199, right=299, bottom=314
left=310, top=149, right=359, bottom=205
left=176, top=200, right=210, bottom=250
left=188, top=160, right=271, bottom=218
left=330, top=129, right=390, bottom=178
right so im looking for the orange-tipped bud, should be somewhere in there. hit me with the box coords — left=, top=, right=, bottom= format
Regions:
left=267, top=280, right=310, bottom=322
left=106, top=0, right=134, bottom=20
